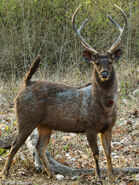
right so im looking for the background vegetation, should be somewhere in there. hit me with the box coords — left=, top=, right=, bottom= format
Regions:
left=0, top=0, right=138, bottom=79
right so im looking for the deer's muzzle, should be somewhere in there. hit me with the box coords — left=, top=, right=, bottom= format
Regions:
left=100, top=71, right=109, bottom=79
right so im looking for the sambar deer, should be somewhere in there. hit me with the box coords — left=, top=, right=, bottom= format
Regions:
left=2, top=4, right=127, bottom=182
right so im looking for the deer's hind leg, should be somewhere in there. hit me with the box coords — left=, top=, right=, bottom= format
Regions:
left=2, top=123, right=36, bottom=179
left=36, top=124, right=55, bottom=179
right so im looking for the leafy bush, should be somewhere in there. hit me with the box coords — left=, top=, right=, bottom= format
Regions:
left=0, top=0, right=138, bottom=79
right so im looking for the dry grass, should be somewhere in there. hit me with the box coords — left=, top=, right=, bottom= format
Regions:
left=0, top=58, right=138, bottom=112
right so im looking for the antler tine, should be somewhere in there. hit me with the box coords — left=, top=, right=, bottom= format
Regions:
left=107, top=4, right=127, bottom=54
left=78, top=18, right=88, bottom=34
left=72, top=6, right=98, bottom=54
left=108, top=16, right=123, bottom=32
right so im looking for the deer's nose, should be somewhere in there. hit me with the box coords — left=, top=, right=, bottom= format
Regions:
left=101, top=71, right=109, bottom=79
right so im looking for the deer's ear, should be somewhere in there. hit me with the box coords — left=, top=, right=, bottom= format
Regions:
left=112, top=49, right=123, bottom=61
left=83, top=50, right=93, bottom=63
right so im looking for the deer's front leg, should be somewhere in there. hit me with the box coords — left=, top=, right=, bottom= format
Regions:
left=86, top=130, right=102, bottom=182
left=100, top=129, right=114, bottom=180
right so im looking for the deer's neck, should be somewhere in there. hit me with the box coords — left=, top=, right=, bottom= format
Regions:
left=92, top=68, right=117, bottom=109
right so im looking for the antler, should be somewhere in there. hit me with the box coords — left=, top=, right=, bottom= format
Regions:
left=72, top=5, right=127, bottom=54
left=107, top=4, right=127, bottom=53
left=72, top=5, right=98, bottom=54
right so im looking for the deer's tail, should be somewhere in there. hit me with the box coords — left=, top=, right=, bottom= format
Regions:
left=23, top=55, right=41, bottom=86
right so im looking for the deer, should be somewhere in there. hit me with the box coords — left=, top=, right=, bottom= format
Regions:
left=2, top=4, right=127, bottom=182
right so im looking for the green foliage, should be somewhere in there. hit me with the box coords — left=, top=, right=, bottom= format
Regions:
left=63, top=144, right=70, bottom=152
left=0, top=148, right=8, bottom=156
left=0, top=0, right=138, bottom=78
left=0, top=148, right=6, bottom=155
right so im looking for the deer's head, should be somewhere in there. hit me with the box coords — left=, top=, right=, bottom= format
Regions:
left=72, top=5, right=127, bottom=82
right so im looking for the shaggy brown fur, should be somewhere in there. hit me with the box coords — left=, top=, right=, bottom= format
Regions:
left=2, top=49, right=122, bottom=182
